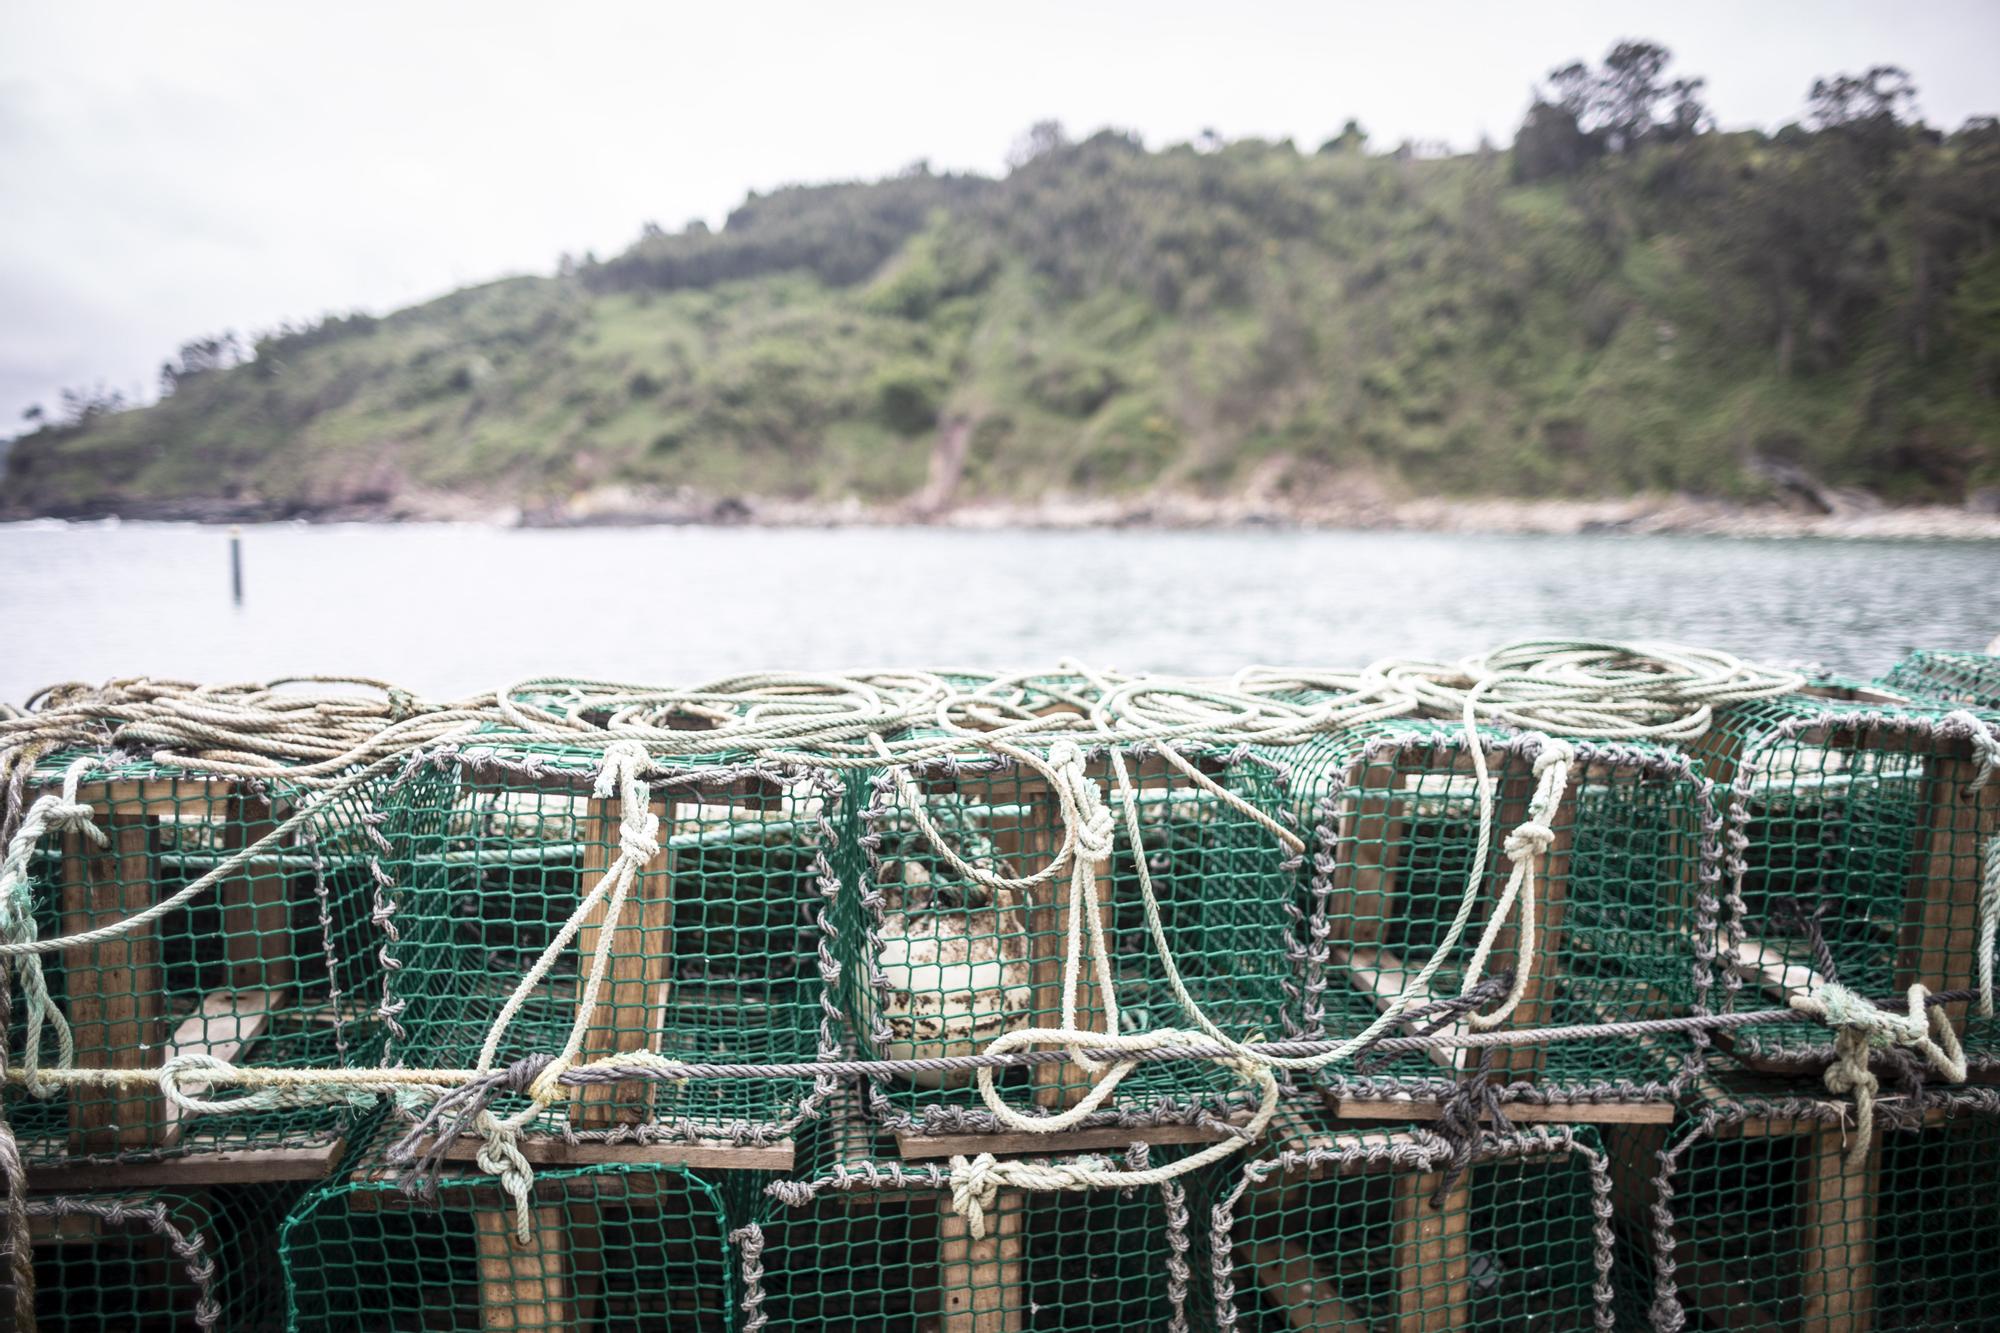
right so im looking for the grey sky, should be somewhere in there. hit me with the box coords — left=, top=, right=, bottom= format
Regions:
left=3, top=1, right=1996, bottom=430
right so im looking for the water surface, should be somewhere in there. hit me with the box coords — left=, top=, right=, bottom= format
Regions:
left=0, top=522, right=1992, bottom=703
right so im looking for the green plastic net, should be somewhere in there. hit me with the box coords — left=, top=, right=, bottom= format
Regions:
left=5, top=754, right=386, bottom=1166
left=1204, top=1098, right=1614, bottom=1331
left=278, top=1114, right=742, bottom=1331
left=1608, top=1071, right=2000, bottom=1332
left=833, top=742, right=1301, bottom=1133
left=1694, top=694, right=1998, bottom=1074
left=372, top=740, right=841, bottom=1144
left=744, top=1089, right=1201, bottom=1331
left=1878, top=649, right=2000, bottom=710
left=1283, top=722, right=1718, bottom=1100
left=15, top=1182, right=298, bottom=1331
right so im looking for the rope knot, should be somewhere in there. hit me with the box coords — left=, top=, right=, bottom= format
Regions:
left=949, top=1152, right=1003, bottom=1238
left=42, top=799, right=106, bottom=847
left=619, top=809, right=662, bottom=864
left=1502, top=820, right=1555, bottom=864
left=1946, top=711, right=1999, bottom=793
left=498, top=1052, right=556, bottom=1095
left=1531, top=736, right=1577, bottom=776
left=1790, top=981, right=1969, bottom=1167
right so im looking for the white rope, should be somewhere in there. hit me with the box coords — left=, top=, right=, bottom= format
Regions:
left=0, top=758, right=100, bottom=1094
left=1788, top=981, right=1970, bottom=1167
left=0, top=642, right=1858, bottom=1217
left=947, top=1055, right=1281, bottom=1238
left=1460, top=736, right=1575, bottom=1028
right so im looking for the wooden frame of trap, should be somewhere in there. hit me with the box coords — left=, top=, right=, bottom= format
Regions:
left=1607, top=1073, right=2000, bottom=1333
left=382, top=746, right=842, bottom=1152
left=1306, top=730, right=1710, bottom=1116
left=21, top=770, right=358, bottom=1189
left=757, top=1088, right=1203, bottom=1333
left=861, top=744, right=1281, bottom=1130
left=1693, top=686, right=1998, bottom=1076
left=1212, top=1098, right=1616, bottom=1333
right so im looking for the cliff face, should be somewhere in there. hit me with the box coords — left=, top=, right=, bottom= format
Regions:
left=8, top=126, right=1999, bottom=521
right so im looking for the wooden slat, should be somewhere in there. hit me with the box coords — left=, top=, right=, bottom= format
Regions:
left=60, top=811, right=163, bottom=1152
left=1243, top=1237, right=1370, bottom=1331
left=160, top=988, right=275, bottom=1145
left=1391, top=1167, right=1471, bottom=1333
left=223, top=793, right=296, bottom=993
left=426, top=1133, right=793, bottom=1172
left=895, top=1117, right=1239, bottom=1162
left=1722, top=931, right=1831, bottom=1003
left=28, top=1212, right=111, bottom=1244
left=1326, top=945, right=1465, bottom=1072
left=1325, top=1094, right=1673, bottom=1125
left=25, top=1139, right=344, bottom=1189
left=571, top=794, right=676, bottom=1130
left=1328, top=760, right=1401, bottom=950
left=937, top=1188, right=1024, bottom=1333
left=1896, top=749, right=1991, bottom=1038
left=474, top=1204, right=572, bottom=1331
left=1021, top=781, right=1114, bottom=1112
left=1797, top=1125, right=1877, bottom=1333
left=1485, top=765, right=1575, bottom=1082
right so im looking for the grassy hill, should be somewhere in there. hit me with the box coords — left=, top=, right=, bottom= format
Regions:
left=7, top=108, right=1999, bottom=522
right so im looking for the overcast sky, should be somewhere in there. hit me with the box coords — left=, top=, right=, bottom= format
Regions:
left=3, top=0, right=1996, bottom=430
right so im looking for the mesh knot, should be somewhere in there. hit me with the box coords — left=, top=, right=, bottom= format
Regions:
left=764, top=1179, right=817, bottom=1208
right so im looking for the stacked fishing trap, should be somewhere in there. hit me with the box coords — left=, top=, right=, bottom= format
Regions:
left=0, top=644, right=1992, bottom=1330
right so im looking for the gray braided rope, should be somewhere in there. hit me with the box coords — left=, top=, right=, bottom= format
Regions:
left=23, top=1196, right=221, bottom=1330
left=730, top=1223, right=768, bottom=1333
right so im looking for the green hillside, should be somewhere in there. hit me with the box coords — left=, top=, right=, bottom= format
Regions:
left=7, top=50, right=1998, bottom=520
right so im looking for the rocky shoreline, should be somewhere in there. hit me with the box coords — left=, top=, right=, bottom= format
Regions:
left=7, top=486, right=1999, bottom=540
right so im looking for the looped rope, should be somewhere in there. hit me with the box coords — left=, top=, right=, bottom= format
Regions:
left=1789, top=982, right=1969, bottom=1167
left=1429, top=1048, right=1514, bottom=1208
left=1946, top=710, right=2000, bottom=794
left=947, top=1152, right=1003, bottom=1237
left=0, top=758, right=105, bottom=1096
left=383, top=1053, right=558, bottom=1211
left=1460, top=735, right=1575, bottom=1029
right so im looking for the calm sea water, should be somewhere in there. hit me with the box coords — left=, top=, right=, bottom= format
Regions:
left=0, top=521, right=1993, bottom=704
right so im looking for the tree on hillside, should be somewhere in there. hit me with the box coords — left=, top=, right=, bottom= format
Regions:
left=159, top=332, right=243, bottom=397
left=1007, top=120, right=1070, bottom=170
left=1318, top=119, right=1368, bottom=155
left=1806, top=66, right=1921, bottom=177
left=1514, top=40, right=1709, bottom=179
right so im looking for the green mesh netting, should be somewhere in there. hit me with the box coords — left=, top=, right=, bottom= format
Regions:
left=1695, top=695, right=1998, bottom=1073
left=747, top=1093, right=1199, bottom=1330
left=1280, top=722, right=1714, bottom=1097
left=1205, top=1100, right=1613, bottom=1331
left=372, top=741, right=837, bottom=1142
left=833, top=743, right=1300, bottom=1131
left=1608, top=1077, right=2000, bottom=1333
left=6, top=755, right=385, bottom=1164
left=278, top=1117, right=739, bottom=1331
left=1878, top=649, right=2000, bottom=710
left=15, top=1182, right=300, bottom=1331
